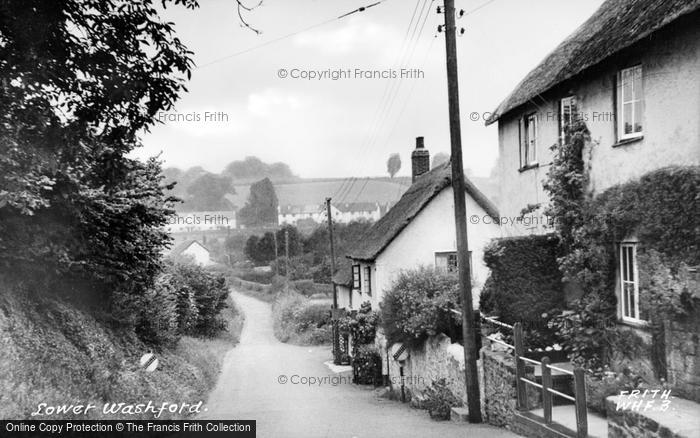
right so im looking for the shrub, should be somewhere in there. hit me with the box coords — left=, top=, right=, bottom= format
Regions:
left=352, top=344, right=382, bottom=385
left=293, top=303, right=331, bottom=331
left=584, top=369, right=644, bottom=415
left=479, top=234, right=565, bottom=348
left=423, top=378, right=463, bottom=420
left=164, top=261, right=229, bottom=338
left=272, top=293, right=306, bottom=342
left=300, top=325, right=333, bottom=345
left=292, top=279, right=316, bottom=297
left=272, top=292, right=332, bottom=345
left=237, top=269, right=275, bottom=285
left=379, top=267, right=460, bottom=347
left=339, top=301, right=379, bottom=346
left=134, top=277, right=179, bottom=347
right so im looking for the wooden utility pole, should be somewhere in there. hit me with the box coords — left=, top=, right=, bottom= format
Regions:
left=284, top=228, right=289, bottom=293
left=326, top=197, right=340, bottom=364
left=442, top=0, right=482, bottom=422
left=273, top=231, right=279, bottom=276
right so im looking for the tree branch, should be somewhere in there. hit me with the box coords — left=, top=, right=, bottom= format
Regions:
left=236, top=0, right=263, bottom=34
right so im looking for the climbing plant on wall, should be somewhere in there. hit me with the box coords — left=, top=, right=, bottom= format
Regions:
left=543, top=119, right=700, bottom=371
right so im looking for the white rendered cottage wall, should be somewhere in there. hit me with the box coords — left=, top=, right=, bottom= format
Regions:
left=182, top=243, right=212, bottom=266
left=371, top=187, right=500, bottom=310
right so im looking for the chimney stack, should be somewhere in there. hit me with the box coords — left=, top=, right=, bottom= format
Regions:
left=411, top=136, right=430, bottom=182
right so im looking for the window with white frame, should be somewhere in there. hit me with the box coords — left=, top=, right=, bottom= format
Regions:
left=616, top=65, right=643, bottom=140
left=363, top=266, right=372, bottom=295
left=352, top=265, right=361, bottom=290
left=435, top=251, right=472, bottom=274
left=519, top=113, right=538, bottom=168
left=619, top=243, right=644, bottom=322
left=435, top=252, right=458, bottom=273
left=559, top=96, right=578, bottom=144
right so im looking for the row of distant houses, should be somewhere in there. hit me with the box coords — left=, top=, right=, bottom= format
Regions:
left=278, top=202, right=386, bottom=226
left=164, top=202, right=386, bottom=234
left=333, top=0, right=699, bottom=398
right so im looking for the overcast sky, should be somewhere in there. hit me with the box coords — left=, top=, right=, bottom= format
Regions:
left=132, top=0, right=604, bottom=178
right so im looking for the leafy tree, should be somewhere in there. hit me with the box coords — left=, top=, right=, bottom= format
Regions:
left=223, top=156, right=297, bottom=182
left=238, top=177, right=279, bottom=226
left=431, top=152, right=450, bottom=169
left=244, top=235, right=261, bottom=263
left=163, top=261, right=229, bottom=338
left=184, top=173, right=234, bottom=211
left=303, top=220, right=373, bottom=260
left=387, top=153, right=402, bottom=178
left=224, top=233, right=249, bottom=263
left=257, top=232, right=277, bottom=263
left=275, top=225, right=302, bottom=258
left=0, top=0, right=197, bottom=300
left=242, top=232, right=277, bottom=265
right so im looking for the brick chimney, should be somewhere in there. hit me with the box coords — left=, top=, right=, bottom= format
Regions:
left=411, top=136, right=430, bottom=182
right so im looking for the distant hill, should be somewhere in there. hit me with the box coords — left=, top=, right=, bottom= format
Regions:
left=225, top=174, right=498, bottom=213
left=163, top=155, right=498, bottom=213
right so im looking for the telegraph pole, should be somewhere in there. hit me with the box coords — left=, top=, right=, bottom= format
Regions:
left=442, top=0, right=482, bottom=422
left=326, top=197, right=340, bottom=364
left=273, top=231, right=279, bottom=276
left=284, top=228, right=289, bottom=293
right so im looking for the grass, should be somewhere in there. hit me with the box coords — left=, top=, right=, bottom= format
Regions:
left=271, top=291, right=333, bottom=346
left=0, top=285, right=243, bottom=420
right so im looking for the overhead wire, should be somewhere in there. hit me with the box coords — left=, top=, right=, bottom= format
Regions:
left=197, top=0, right=390, bottom=69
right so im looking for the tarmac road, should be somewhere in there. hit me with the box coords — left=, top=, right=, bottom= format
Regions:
left=200, top=290, right=520, bottom=438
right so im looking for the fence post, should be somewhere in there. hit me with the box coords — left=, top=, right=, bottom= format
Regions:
left=573, top=367, right=588, bottom=438
left=513, top=322, right=527, bottom=410
left=541, top=356, right=553, bottom=424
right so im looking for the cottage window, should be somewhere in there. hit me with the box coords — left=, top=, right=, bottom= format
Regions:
left=519, top=113, right=538, bottom=169
left=363, top=266, right=372, bottom=295
left=435, top=251, right=472, bottom=274
left=352, top=265, right=361, bottom=290
left=616, top=65, right=643, bottom=140
left=619, top=243, right=644, bottom=323
left=559, top=96, right=578, bottom=144
left=435, top=252, right=458, bottom=273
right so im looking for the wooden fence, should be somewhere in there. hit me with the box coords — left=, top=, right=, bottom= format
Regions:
left=477, top=314, right=589, bottom=438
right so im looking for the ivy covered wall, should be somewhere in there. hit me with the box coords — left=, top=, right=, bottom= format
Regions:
left=541, top=118, right=700, bottom=400
left=483, top=114, right=699, bottom=402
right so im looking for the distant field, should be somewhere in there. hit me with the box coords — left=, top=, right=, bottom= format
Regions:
left=226, top=177, right=412, bottom=209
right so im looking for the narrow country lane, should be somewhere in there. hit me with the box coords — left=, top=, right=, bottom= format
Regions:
left=200, top=290, right=520, bottom=438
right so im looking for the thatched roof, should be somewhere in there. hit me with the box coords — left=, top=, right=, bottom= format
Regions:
left=346, top=162, right=499, bottom=262
left=331, top=257, right=354, bottom=286
left=486, top=0, right=700, bottom=125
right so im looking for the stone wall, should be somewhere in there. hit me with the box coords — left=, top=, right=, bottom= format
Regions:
left=481, top=349, right=518, bottom=427
left=385, top=334, right=468, bottom=406
left=605, top=395, right=700, bottom=438
left=610, top=304, right=700, bottom=405
left=665, top=305, right=700, bottom=403
left=384, top=334, right=542, bottom=426
left=481, top=348, right=541, bottom=428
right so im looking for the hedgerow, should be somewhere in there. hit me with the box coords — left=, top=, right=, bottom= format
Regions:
left=133, top=262, right=230, bottom=347
left=479, top=234, right=565, bottom=335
